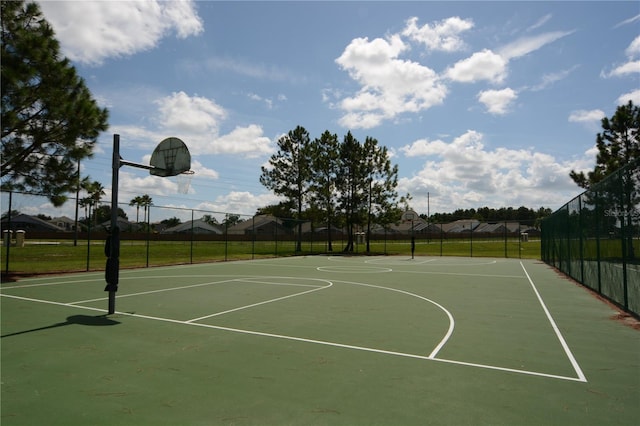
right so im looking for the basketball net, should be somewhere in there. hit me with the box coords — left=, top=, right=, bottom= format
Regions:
left=176, top=170, right=194, bottom=194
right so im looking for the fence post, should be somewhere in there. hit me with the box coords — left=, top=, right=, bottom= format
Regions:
left=579, top=195, right=584, bottom=284
left=252, top=216, right=255, bottom=260
left=619, top=175, right=629, bottom=310
left=146, top=206, right=151, bottom=268
left=4, top=191, right=12, bottom=275
left=504, top=220, right=508, bottom=258
left=224, top=215, right=228, bottom=262
left=470, top=221, right=473, bottom=257
left=595, top=190, right=601, bottom=293
left=190, top=209, right=194, bottom=264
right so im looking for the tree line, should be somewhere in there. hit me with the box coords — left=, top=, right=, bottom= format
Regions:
left=428, top=206, right=553, bottom=224
left=259, top=126, right=406, bottom=253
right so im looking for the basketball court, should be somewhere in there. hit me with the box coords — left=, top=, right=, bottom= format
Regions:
left=2, top=256, right=638, bottom=425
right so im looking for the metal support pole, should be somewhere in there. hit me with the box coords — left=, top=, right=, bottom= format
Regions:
left=105, top=134, right=121, bottom=314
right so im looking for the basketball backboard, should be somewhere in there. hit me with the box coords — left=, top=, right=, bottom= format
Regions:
left=150, top=137, right=191, bottom=177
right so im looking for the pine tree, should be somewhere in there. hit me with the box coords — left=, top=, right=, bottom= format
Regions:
left=1, top=1, right=108, bottom=206
left=570, top=101, right=639, bottom=189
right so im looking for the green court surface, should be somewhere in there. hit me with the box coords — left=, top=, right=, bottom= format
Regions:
left=1, top=256, right=638, bottom=425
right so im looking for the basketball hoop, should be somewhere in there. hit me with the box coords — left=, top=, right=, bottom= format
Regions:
left=176, top=170, right=195, bottom=194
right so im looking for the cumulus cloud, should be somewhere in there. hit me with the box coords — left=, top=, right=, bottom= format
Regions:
left=335, top=34, right=447, bottom=129
left=604, top=60, right=640, bottom=78
left=40, top=0, right=203, bottom=65
left=568, top=109, right=605, bottom=124
left=445, top=49, right=508, bottom=83
left=111, top=91, right=274, bottom=158
left=334, top=16, right=574, bottom=128
left=398, top=130, right=590, bottom=211
left=601, top=35, right=640, bottom=78
left=477, top=88, right=518, bottom=115
left=196, top=191, right=282, bottom=216
left=618, top=89, right=640, bottom=105
left=402, top=16, right=474, bottom=52
left=446, top=31, right=574, bottom=84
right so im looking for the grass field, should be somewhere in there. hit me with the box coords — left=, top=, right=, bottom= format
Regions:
left=1, top=255, right=638, bottom=425
left=2, top=237, right=540, bottom=275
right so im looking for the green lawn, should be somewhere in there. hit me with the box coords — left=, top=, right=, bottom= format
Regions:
left=2, top=237, right=541, bottom=276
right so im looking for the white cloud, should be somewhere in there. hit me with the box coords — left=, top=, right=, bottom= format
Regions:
left=498, top=31, right=574, bottom=60
left=445, top=49, right=508, bottom=83
left=156, top=92, right=227, bottom=136
left=568, top=109, right=605, bottom=124
left=477, top=88, right=518, bottom=115
left=335, top=19, right=573, bottom=128
left=614, top=14, right=640, bottom=28
left=397, top=130, right=590, bottom=211
left=196, top=191, right=282, bottom=216
left=213, top=125, right=274, bottom=158
left=335, top=34, right=447, bottom=128
left=604, top=60, right=640, bottom=78
left=199, top=56, right=301, bottom=83
left=530, top=65, right=579, bottom=91
left=402, top=16, right=474, bottom=52
left=618, top=89, right=640, bottom=105
left=40, top=0, right=203, bottom=66
left=626, top=35, right=640, bottom=57
left=601, top=36, right=640, bottom=78
left=527, top=14, right=553, bottom=32
left=108, top=91, right=274, bottom=158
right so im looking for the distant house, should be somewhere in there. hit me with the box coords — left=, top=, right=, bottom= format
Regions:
left=50, top=216, right=77, bottom=231
left=441, top=220, right=481, bottom=234
left=301, top=222, right=343, bottom=236
left=227, top=215, right=291, bottom=236
left=161, top=218, right=222, bottom=235
left=100, top=217, right=141, bottom=232
left=1, top=214, right=65, bottom=232
left=474, top=222, right=525, bottom=234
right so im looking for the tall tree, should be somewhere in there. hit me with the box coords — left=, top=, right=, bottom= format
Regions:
left=337, top=131, right=367, bottom=252
left=309, top=130, right=340, bottom=251
left=129, top=196, right=143, bottom=223
left=140, top=194, right=153, bottom=224
left=259, top=126, right=312, bottom=251
left=84, top=180, right=105, bottom=226
left=570, top=101, right=639, bottom=189
left=570, top=101, right=639, bottom=259
left=362, top=136, right=401, bottom=252
left=1, top=1, right=108, bottom=206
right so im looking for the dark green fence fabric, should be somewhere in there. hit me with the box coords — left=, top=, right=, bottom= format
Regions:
left=541, top=158, right=640, bottom=317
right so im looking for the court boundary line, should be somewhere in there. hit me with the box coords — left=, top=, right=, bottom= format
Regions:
left=1, top=266, right=585, bottom=383
left=186, top=278, right=333, bottom=323
left=519, top=261, right=587, bottom=382
left=0, top=292, right=585, bottom=382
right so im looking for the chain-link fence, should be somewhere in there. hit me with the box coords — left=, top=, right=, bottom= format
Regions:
left=541, top=158, right=640, bottom=317
left=2, top=190, right=541, bottom=277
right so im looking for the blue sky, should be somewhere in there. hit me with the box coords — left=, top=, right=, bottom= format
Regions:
left=35, top=1, right=639, bottom=222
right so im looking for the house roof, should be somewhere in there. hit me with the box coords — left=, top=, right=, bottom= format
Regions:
left=161, top=219, right=222, bottom=234
left=227, top=215, right=283, bottom=232
left=1, top=214, right=65, bottom=232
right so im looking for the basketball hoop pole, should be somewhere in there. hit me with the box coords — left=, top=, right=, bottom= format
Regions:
left=105, top=134, right=158, bottom=314
left=105, top=134, right=121, bottom=314
left=105, top=134, right=192, bottom=314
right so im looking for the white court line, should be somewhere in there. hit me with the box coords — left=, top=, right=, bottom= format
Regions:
left=1, top=266, right=587, bottom=383
left=520, top=261, right=587, bottom=383
left=186, top=279, right=333, bottom=323
left=68, top=276, right=327, bottom=305
left=0, top=292, right=584, bottom=382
